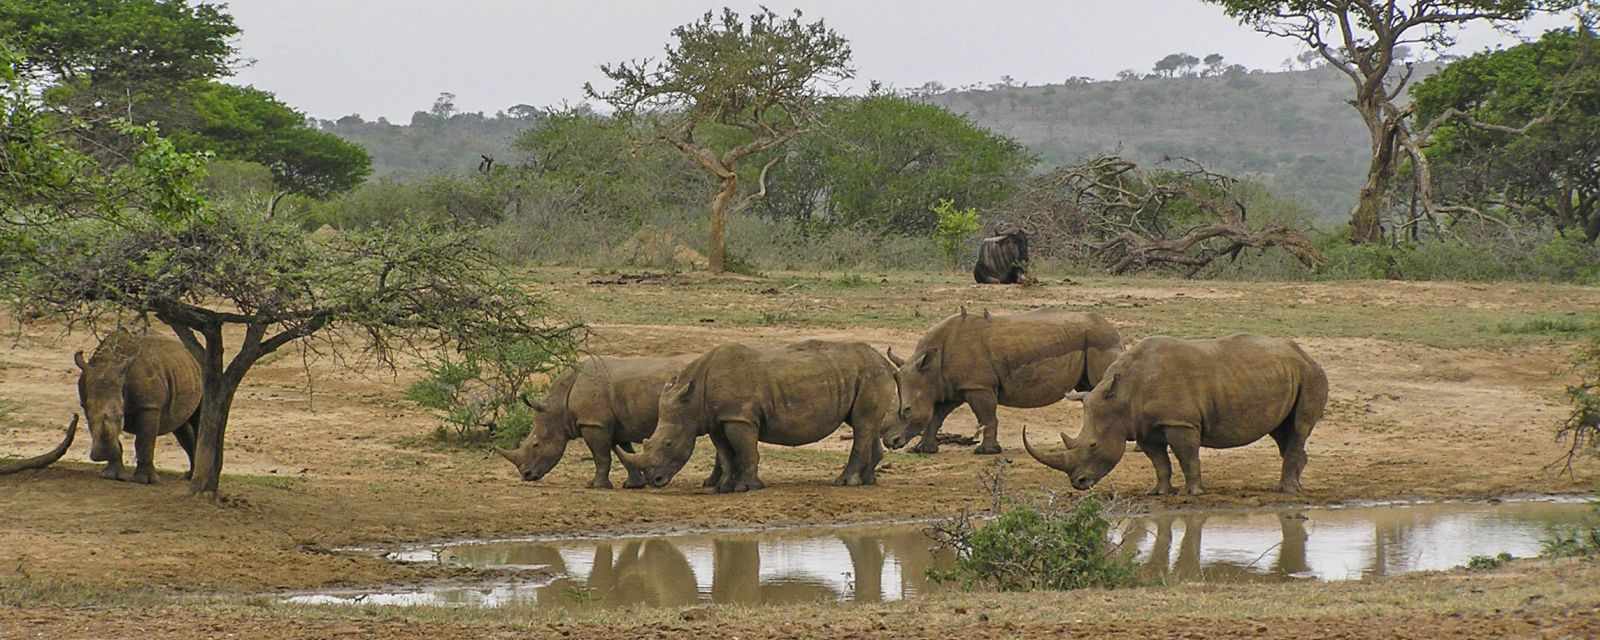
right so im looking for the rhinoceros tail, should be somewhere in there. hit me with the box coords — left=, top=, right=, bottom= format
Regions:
left=0, top=415, right=78, bottom=475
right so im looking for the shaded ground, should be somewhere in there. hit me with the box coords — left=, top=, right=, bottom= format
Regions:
left=2, top=270, right=1598, bottom=637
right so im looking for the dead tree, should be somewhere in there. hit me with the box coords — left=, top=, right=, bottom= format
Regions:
left=1000, top=155, right=1325, bottom=276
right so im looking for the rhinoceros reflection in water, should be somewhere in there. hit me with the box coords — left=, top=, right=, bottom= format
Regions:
left=1119, top=513, right=1312, bottom=584
left=437, top=527, right=949, bottom=608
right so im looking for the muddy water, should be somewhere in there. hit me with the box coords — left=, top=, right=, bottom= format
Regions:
left=284, top=498, right=1595, bottom=609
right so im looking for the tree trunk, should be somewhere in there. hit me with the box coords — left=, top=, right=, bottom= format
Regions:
left=708, top=175, right=737, bottom=274
left=188, top=373, right=241, bottom=496
left=1350, top=114, right=1400, bottom=245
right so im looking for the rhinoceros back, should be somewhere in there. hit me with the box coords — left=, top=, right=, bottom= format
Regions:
left=687, top=341, right=880, bottom=446
left=928, top=309, right=1121, bottom=407
left=122, top=337, right=203, bottom=435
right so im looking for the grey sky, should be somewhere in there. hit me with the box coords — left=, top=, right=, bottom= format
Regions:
left=225, top=1, right=1574, bottom=121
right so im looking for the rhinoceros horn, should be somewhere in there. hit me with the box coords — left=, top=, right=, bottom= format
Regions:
left=73, top=350, right=87, bottom=370
left=1063, top=390, right=1089, bottom=402
left=494, top=447, right=521, bottom=466
left=0, top=415, right=78, bottom=475
left=885, top=348, right=906, bottom=368
left=1021, top=425, right=1069, bottom=473
left=612, top=444, right=644, bottom=470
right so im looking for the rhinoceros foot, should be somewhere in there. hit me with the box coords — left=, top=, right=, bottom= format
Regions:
left=129, top=467, right=159, bottom=485
left=100, top=465, right=127, bottom=481
left=973, top=442, right=1002, bottom=455
left=717, top=478, right=765, bottom=493
left=909, top=440, right=940, bottom=455
left=586, top=477, right=614, bottom=490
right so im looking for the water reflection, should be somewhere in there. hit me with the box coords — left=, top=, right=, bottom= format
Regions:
left=285, top=498, right=1594, bottom=609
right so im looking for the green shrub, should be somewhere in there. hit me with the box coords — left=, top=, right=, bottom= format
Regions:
left=406, top=333, right=577, bottom=449
left=928, top=463, right=1133, bottom=593
left=932, top=199, right=980, bottom=271
left=1543, top=491, right=1600, bottom=558
left=1465, top=552, right=1514, bottom=571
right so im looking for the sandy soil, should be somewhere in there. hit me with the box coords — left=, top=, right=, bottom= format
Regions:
left=2, top=271, right=1597, bottom=637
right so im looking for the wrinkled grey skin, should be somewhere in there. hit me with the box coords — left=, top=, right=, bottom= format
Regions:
left=75, top=331, right=203, bottom=484
left=1024, top=334, right=1328, bottom=496
left=886, top=308, right=1122, bottom=455
left=497, top=354, right=724, bottom=489
left=616, top=340, right=902, bottom=493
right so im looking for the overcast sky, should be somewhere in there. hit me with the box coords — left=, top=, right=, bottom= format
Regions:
left=224, top=1, right=1575, bottom=121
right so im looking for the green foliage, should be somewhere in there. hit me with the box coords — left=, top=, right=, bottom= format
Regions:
left=1465, top=552, right=1514, bottom=570
left=929, top=493, right=1133, bottom=592
left=512, top=107, right=708, bottom=226
left=932, top=199, right=980, bottom=270
left=0, top=0, right=238, bottom=91
left=760, top=95, right=1035, bottom=233
left=171, top=82, right=372, bottom=200
left=1496, top=316, right=1600, bottom=336
left=1556, top=338, right=1600, bottom=470
left=1413, top=28, right=1600, bottom=242
left=318, top=107, right=534, bottom=179
left=1543, top=492, right=1600, bottom=557
left=407, top=336, right=562, bottom=449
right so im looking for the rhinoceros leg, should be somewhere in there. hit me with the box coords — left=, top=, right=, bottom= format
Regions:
left=579, top=426, right=617, bottom=489
left=1270, top=426, right=1308, bottom=495
left=965, top=390, right=1002, bottom=455
left=1137, top=439, right=1177, bottom=496
left=718, top=421, right=765, bottom=493
left=909, top=403, right=957, bottom=454
left=128, top=409, right=162, bottom=485
left=174, top=421, right=197, bottom=480
left=705, top=429, right=733, bottom=489
left=834, top=424, right=880, bottom=487
left=1164, top=425, right=1205, bottom=496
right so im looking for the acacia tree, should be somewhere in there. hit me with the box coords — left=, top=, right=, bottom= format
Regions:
left=2, top=47, right=581, bottom=498
left=1206, top=0, right=1580, bottom=244
left=585, top=7, right=853, bottom=273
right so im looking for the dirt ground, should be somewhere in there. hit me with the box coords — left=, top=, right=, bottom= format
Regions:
left=3, top=270, right=1598, bottom=637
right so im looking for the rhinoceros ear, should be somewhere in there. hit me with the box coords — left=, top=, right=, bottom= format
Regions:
left=1102, top=374, right=1120, bottom=400
left=959, top=305, right=968, bottom=317
left=671, top=379, right=695, bottom=403
left=915, top=350, right=938, bottom=372
left=520, top=395, right=546, bottom=413
left=982, top=308, right=992, bottom=320
left=73, top=350, right=87, bottom=370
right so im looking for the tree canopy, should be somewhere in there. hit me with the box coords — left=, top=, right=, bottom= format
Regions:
left=759, top=94, right=1036, bottom=233
left=586, top=6, right=854, bottom=273
left=1412, top=27, right=1600, bottom=241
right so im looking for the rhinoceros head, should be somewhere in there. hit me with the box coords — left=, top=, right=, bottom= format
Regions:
left=1025, top=375, right=1129, bottom=490
left=74, top=334, right=140, bottom=464
left=496, top=398, right=571, bottom=482
left=617, top=378, right=700, bottom=487
left=883, top=347, right=941, bottom=449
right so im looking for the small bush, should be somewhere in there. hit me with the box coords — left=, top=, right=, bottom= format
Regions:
left=1556, top=338, right=1600, bottom=472
left=1465, top=552, right=1514, bottom=571
left=932, top=199, right=980, bottom=271
left=406, top=334, right=577, bottom=449
left=927, top=462, right=1133, bottom=592
left=1496, top=316, right=1600, bottom=336
left=1543, top=493, right=1600, bottom=558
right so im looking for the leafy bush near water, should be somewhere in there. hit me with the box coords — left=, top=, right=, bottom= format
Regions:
left=406, top=333, right=581, bottom=449
left=927, top=462, right=1133, bottom=592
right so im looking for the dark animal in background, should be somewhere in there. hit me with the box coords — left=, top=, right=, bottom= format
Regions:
left=973, top=228, right=1028, bottom=284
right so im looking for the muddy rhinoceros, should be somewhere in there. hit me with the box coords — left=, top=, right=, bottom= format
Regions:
left=615, top=340, right=900, bottom=493
left=496, top=354, right=723, bottom=489
left=885, top=308, right=1122, bottom=455
left=1024, top=334, right=1328, bottom=495
left=0, top=330, right=204, bottom=483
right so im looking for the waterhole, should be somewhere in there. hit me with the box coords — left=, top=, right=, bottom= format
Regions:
left=284, top=497, right=1594, bottom=609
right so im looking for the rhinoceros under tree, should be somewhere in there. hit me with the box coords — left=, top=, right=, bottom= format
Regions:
left=886, top=308, right=1122, bottom=455
left=0, top=330, right=202, bottom=483
left=1024, top=334, right=1328, bottom=495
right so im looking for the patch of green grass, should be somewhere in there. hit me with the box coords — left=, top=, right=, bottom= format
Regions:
left=1495, top=315, right=1600, bottom=337
left=827, top=273, right=872, bottom=289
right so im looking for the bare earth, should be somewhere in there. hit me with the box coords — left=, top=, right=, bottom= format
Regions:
left=2, top=270, right=1597, bottom=638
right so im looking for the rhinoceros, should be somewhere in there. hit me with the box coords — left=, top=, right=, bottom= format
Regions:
left=1024, top=334, right=1328, bottom=496
left=0, top=331, right=205, bottom=483
left=615, top=340, right=900, bottom=493
left=495, top=354, right=722, bottom=489
left=885, top=308, right=1122, bottom=455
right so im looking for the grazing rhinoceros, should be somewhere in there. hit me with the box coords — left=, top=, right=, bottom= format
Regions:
left=1024, top=334, right=1328, bottom=496
left=973, top=228, right=1028, bottom=284
left=615, top=340, right=900, bottom=493
left=496, top=354, right=722, bottom=489
left=885, top=308, right=1122, bottom=455
left=62, top=331, right=202, bottom=484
